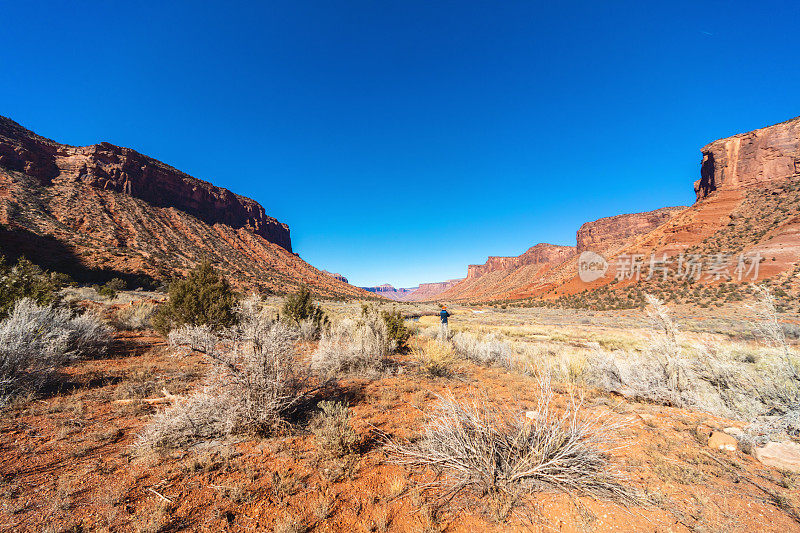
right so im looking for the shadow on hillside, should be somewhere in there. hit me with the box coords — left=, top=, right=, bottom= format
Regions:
left=0, top=225, right=157, bottom=288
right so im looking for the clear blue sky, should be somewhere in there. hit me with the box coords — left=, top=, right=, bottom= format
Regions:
left=1, top=1, right=798, bottom=287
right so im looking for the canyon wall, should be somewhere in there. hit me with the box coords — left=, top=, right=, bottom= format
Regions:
left=694, top=116, right=800, bottom=201
left=576, top=206, right=684, bottom=253
left=0, top=116, right=291, bottom=251
left=466, top=243, right=575, bottom=279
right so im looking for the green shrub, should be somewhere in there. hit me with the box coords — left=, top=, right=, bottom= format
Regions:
left=0, top=257, right=66, bottom=319
left=280, top=286, right=328, bottom=329
left=98, top=278, right=126, bottom=300
left=381, top=309, right=410, bottom=350
left=152, top=260, right=238, bottom=334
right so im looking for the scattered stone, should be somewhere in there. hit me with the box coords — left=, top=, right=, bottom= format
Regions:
left=638, top=413, right=657, bottom=426
left=708, top=431, right=738, bottom=452
left=695, top=424, right=714, bottom=441
left=723, top=427, right=743, bottom=437
left=753, top=442, right=800, bottom=473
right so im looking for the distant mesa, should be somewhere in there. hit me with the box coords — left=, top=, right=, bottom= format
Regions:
left=466, top=243, right=576, bottom=279
left=321, top=271, right=349, bottom=284
left=360, top=280, right=462, bottom=302
left=575, top=206, right=685, bottom=254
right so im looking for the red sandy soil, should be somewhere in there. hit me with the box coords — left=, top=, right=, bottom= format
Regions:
left=0, top=329, right=799, bottom=532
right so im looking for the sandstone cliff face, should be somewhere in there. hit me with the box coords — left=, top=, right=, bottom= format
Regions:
left=576, top=206, right=684, bottom=253
left=0, top=116, right=370, bottom=298
left=694, top=116, right=800, bottom=201
left=467, top=243, right=575, bottom=279
left=0, top=116, right=291, bottom=251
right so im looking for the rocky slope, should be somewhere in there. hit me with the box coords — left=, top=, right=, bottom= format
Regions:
left=438, top=116, right=800, bottom=303
left=321, top=271, right=349, bottom=284
left=0, top=116, right=370, bottom=298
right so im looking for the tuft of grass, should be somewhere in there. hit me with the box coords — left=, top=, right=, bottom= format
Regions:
left=413, top=339, right=456, bottom=378
left=311, top=401, right=359, bottom=458
left=115, top=300, right=157, bottom=330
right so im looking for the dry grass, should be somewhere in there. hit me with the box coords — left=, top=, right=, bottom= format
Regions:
left=311, top=307, right=393, bottom=377
left=412, top=339, right=456, bottom=377
left=452, top=332, right=513, bottom=366
left=114, top=300, right=157, bottom=330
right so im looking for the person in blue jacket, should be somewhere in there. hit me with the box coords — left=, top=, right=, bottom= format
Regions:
left=439, top=305, right=451, bottom=339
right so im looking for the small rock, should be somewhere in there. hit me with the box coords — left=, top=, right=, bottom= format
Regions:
left=753, top=441, right=800, bottom=473
left=695, top=424, right=713, bottom=440
left=708, top=431, right=738, bottom=452
left=723, top=427, right=743, bottom=437
left=638, top=413, right=657, bottom=425
left=525, top=411, right=540, bottom=422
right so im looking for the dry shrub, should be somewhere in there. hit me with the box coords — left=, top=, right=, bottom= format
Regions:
left=311, top=401, right=358, bottom=458
left=0, top=298, right=111, bottom=402
left=413, top=339, right=456, bottom=377
left=298, top=318, right=320, bottom=341
left=572, top=292, right=800, bottom=424
left=387, top=374, right=635, bottom=503
left=452, top=332, right=512, bottom=367
left=311, top=307, right=393, bottom=377
left=136, top=318, right=314, bottom=451
left=115, top=300, right=157, bottom=330
left=135, top=391, right=229, bottom=450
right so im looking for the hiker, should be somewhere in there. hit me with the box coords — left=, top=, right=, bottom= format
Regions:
left=439, top=305, right=451, bottom=339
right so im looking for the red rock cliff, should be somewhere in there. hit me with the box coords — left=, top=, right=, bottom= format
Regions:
left=466, top=243, right=575, bottom=279
left=576, top=206, right=684, bottom=253
left=0, top=116, right=291, bottom=251
left=694, top=116, right=800, bottom=201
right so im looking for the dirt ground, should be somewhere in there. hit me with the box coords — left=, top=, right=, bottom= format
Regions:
left=1, top=303, right=799, bottom=532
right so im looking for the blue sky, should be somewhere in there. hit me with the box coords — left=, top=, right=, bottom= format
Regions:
left=1, top=1, right=798, bottom=287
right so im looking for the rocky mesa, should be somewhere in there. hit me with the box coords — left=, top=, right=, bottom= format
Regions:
left=438, top=116, right=800, bottom=302
left=0, top=116, right=291, bottom=251
left=0, top=116, right=370, bottom=298
left=466, top=243, right=576, bottom=279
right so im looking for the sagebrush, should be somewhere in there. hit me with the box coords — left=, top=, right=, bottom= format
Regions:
left=311, top=306, right=394, bottom=377
left=137, top=308, right=316, bottom=451
left=0, top=298, right=111, bottom=403
left=387, top=374, right=635, bottom=503
left=311, top=401, right=358, bottom=458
